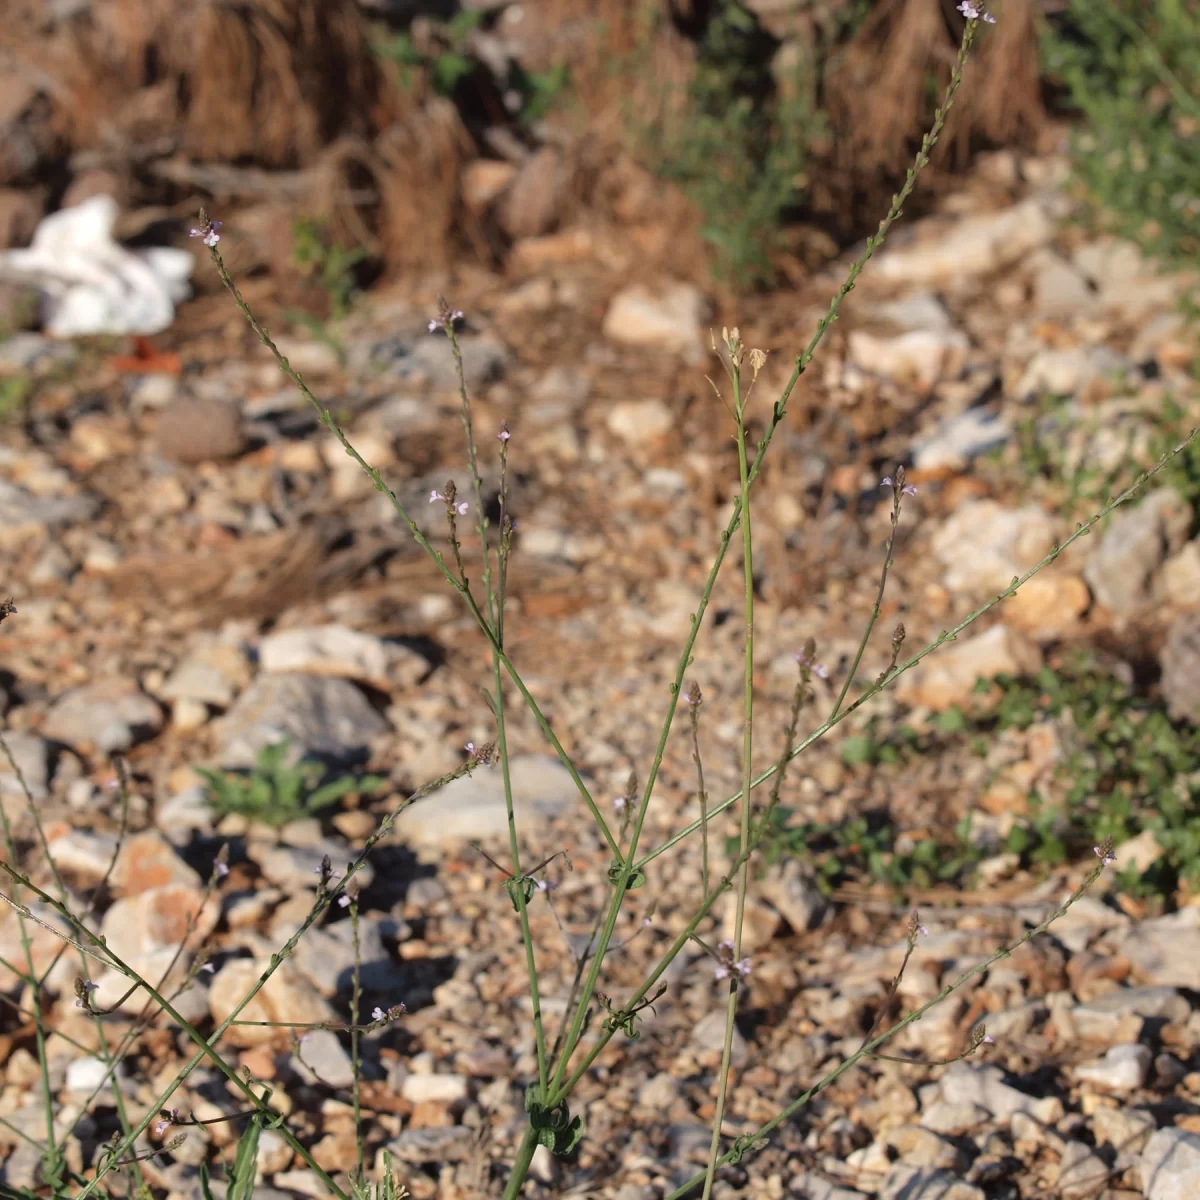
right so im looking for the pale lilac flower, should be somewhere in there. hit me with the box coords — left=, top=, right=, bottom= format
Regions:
left=214, top=860, right=229, bottom=878
left=200, top=962, right=214, bottom=973
left=917, top=924, right=928, bottom=938
left=189, top=221, right=222, bottom=247
left=454, top=500, right=469, bottom=517
left=338, top=894, right=351, bottom=908
left=465, top=741, right=476, bottom=755
left=497, top=423, right=511, bottom=443
left=532, top=877, right=555, bottom=894
left=712, top=940, right=752, bottom=981
left=1094, top=843, right=1117, bottom=867
left=880, top=476, right=918, bottom=497
left=981, top=1033, right=995, bottom=1044
left=957, top=1, right=995, bottom=20
left=372, top=1006, right=386, bottom=1022
left=430, top=489, right=446, bottom=504
left=313, top=865, right=342, bottom=881
left=427, top=309, right=464, bottom=333
left=613, top=795, right=627, bottom=814
left=153, top=1109, right=179, bottom=1137
left=794, top=646, right=829, bottom=680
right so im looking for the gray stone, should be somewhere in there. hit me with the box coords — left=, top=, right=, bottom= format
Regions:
left=42, top=679, right=164, bottom=755
left=211, top=673, right=389, bottom=770
left=878, top=1165, right=984, bottom=1200
left=689, top=1010, right=748, bottom=1067
left=0, top=478, right=99, bottom=543
left=153, top=392, right=246, bottom=464
left=258, top=624, right=428, bottom=691
left=602, top=280, right=710, bottom=364
left=1140, top=1128, right=1200, bottom=1200
left=380, top=1126, right=479, bottom=1164
left=156, top=785, right=215, bottom=839
left=1015, top=344, right=1129, bottom=399
left=1091, top=1105, right=1155, bottom=1167
left=1119, top=910, right=1200, bottom=988
left=1161, top=612, right=1200, bottom=723
left=255, top=840, right=375, bottom=893
left=392, top=753, right=578, bottom=849
left=912, top=408, right=1010, bottom=473
left=873, top=196, right=1058, bottom=285
left=0, top=731, right=50, bottom=800
left=937, top=1063, right=1058, bottom=1123
left=291, top=1027, right=354, bottom=1089
left=931, top=500, right=1057, bottom=595
left=758, top=856, right=827, bottom=932
left=292, top=915, right=404, bottom=998
left=1074, top=1043, right=1152, bottom=1093
left=362, top=331, right=508, bottom=392
left=1056, top=1140, right=1110, bottom=1199
left=1084, top=488, right=1191, bottom=615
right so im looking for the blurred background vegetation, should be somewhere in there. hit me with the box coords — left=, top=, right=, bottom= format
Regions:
left=0, top=0, right=1195, bottom=302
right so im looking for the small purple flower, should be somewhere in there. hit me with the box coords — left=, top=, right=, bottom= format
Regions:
left=957, top=1, right=995, bottom=20
left=794, top=646, right=829, bottom=680
left=189, top=221, right=223, bottom=248
left=497, top=423, right=511, bottom=443
left=454, top=501, right=469, bottom=517
left=313, top=865, right=342, bottom=881
left=1094, top=843, right=1117, bottom=867
left=711, top=940, right=752, bottom=981
left=153, top=1109, right=179, bottom=1137
left=428, top=308, right=464, bottom=334
left=981, top=1033, right=995, bottom=1044
left=200, top=962, right=215, bottom=973
left=613, top=795, right=627, bottom=814
left=372, top=1006, right=386, bottom=1022
left=465, top=741, right=476, bottom=756
left=338, top=894, right=351, bottom=908
left=880, top=476, right=918, bottom=497
left=214, top=860, right=229, bottom=878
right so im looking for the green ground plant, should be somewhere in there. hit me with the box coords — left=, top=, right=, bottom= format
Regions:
left=196, top=740, right=385, bottom=829
left=289, top=217, right=369, bottom=323
left=630, top=1, right=823, bottom=290
left=1042, top=0, right=1200, bottom=265
left=757, top=657, right=1200, bottom=901
left=4, top=7, right=1199, bottom=1198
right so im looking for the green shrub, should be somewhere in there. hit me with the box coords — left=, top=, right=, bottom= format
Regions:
left=1043, top=0, right=1200, bottom=265
left=633, top=1, right=823, bottom=290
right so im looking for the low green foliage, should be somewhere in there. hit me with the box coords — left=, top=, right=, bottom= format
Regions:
left=197, top=741, right=384, bottom=828
left=631, top=1, right=823, bottom=290
left=289, top=217, right=369, bottom=323
left=754, top=658, right=1200, bottom=898
left=1043, top=0, right=1200, bottom=266
left=0, top=371, right=32, bottom=421
left=371, top=13, right=567, bottom=124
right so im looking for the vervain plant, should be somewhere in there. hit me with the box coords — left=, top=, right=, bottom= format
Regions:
left=1, top=5, right=1195, bottom=1198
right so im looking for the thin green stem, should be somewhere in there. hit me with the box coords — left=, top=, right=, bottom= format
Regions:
left=702, top=345, right=754, bottom=1198
left=529, top=18, right=983, bottom=1143
left=829, top=481, right=908, bottom=721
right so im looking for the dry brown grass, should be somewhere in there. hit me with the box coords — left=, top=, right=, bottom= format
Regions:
left=35, top=0, right=390, bottom=167
left=825, top=0, right=1045, bottom=185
